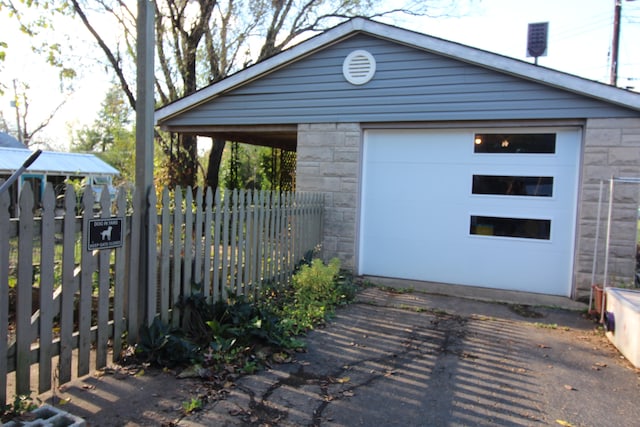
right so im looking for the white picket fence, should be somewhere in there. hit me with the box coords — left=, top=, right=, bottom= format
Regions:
left=0, top=183, right=324, bottom=404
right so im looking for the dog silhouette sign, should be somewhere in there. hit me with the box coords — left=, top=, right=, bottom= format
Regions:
left=88, top=218, right=123, bottom=250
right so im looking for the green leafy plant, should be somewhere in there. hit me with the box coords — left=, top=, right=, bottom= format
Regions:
left=241, top=360, right=258, bottom=374
left=136, top=317, right=199, bottom=367
left=277, top=258, right=350, bottom=334
left=182, top=397, right=203, bottom=414
left=1, top=392, right=37, bottom=423
left=131, top=258, right=357, bottom=378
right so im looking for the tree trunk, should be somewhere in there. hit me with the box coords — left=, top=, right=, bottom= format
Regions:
left=206, top=137, right=226, bottom=190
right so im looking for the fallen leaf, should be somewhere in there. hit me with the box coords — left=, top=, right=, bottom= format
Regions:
left=58, top=398, right=71, bottom=405
left=336, top=376, right=350, bottom=384
left=342, top=390, right=355, bottom=397
left=556, top=420, right=574, bottom=426
left=563, top=384, right=576, bottom=391
left=538, top=344, right=550, bottom=349
left=135, top=369, right=145, bottom=377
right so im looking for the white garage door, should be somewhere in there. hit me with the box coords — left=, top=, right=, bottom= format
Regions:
left=359, top=128, right=581, bottom=296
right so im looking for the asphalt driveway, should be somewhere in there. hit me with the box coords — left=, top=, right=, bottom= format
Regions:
left=37, top=286, right=640, bottom=426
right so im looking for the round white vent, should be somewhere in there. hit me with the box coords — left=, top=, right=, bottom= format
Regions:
left=342, top=50, right=376, bottom=85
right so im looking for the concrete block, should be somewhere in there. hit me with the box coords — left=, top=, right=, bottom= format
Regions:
left=609, top=147, right=640, bottom=165
left=4, top=404, right=85, bottom=427
left=333, top=147, right=359, bottom=162
left=320, top=161, right=358, bottom=178
left=297, top=146, right=333, bottom=162
left=585, top=128, right=622, bottom=146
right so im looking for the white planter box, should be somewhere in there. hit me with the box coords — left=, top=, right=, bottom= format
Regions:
left=605, top=287, right=640, bottom=368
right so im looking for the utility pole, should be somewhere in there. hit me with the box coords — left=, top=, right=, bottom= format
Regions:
left=610, top=0, right=622, bottom=86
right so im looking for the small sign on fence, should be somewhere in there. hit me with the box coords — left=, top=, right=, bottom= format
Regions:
left=87, top=217, right=124, bottom=250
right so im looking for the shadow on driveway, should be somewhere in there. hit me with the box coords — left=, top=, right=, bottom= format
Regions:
left=38, top=287, right=640, bottom=426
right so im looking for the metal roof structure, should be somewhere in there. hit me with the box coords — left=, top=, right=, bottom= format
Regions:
left=0, top=147, right=119, bottom=176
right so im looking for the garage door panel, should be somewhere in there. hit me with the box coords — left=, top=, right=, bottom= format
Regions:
left=360, top=128, right=580, bottom=296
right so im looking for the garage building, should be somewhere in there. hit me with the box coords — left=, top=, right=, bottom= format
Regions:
left=155, top=18, right=640, bottom=299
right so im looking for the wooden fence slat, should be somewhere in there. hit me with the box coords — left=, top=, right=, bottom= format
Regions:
left=127, top=187, right=141, bottom=342
left=273, top=192, right=282, bottom=284
left=112, top=189, right=127, bottom=362
left=96, top=188, right=111, bottom=369
left=264, top=192, right=273, bottom=285
left=160, top=189, right=171, bottom=324
left=78, top=189, right=95, bottom=377
left=16, top=183, right=34, bottom=395
left=183, top=187, right=193, bottom=300
left=230, top=190, right=238, bottom=296
left=171, top=187, right=183, bottom=328
left=203, top=188, right=213, bottom=300
left=147, top=188, right=158, bottom=324
left=255, top=190, right=265, bottom=295
left=0, top=180, right=10, bottom=405
left=193, top=187, right=203, bottom=289
left=212, top=189, right=221, bottom=303
left=221, top=191, right=230, bottom=301
left=38, top=184, right=55, bottom=393
left=59, top=185, right=77, bottom=384
left=239, top=190, right=248, bottom=296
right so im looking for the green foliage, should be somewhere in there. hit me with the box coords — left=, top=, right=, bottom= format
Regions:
left=182, top=397, right=203, bottom=414
left=1, top=392, right=37, bottom=423
left=220, top=143, right=297, bottom=191
left=136, top=317, right=200, bottom=367
left=133, top=259, right=357, bottom=376
left=280, top=258, right=347, bottom=333
left=71, top=83, right=135, bottom=184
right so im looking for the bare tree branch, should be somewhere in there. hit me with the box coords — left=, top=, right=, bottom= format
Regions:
left=70, top=0, right=136, bottom=110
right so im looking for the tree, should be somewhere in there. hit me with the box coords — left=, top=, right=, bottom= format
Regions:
left=10, top=79, right=67, bottom=148
left=0, top=0, right=77, bottom=146
left=72, top=82, right=136, bottom=183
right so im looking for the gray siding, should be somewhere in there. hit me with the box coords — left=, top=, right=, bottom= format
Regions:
left=165, top=34, right=637, bottom=127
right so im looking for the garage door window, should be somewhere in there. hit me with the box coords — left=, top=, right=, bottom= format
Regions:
left=474, top=133, right=556, bottom=153
left=472, top=175, right=554, bottom=197
left=470, top=215, right=551, bottom=240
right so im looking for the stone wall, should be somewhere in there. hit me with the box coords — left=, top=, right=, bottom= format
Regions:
left=575, top=118, right=640, bottom=299
left=296, top=123, right=362, bottom=268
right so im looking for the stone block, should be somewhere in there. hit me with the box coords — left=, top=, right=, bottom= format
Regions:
left=297, top=146, right=334, bottom=162
left=609, top=147, right=640, bottom=165
left=582, top=149, right=609, bottom=166
left=333, top=192, right=357, bottom=209
left=587, top=118, right=640, bottom=130
left=4, top=404, right=86, bottom=427
left=585, top=128, right=622, bottom=146
left=333, top=147, right=360, bottom=163
left=308, top=123, right=338, bottom=131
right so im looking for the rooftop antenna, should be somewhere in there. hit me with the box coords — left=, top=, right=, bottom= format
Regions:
left=527, top=22, right=549, bottom=65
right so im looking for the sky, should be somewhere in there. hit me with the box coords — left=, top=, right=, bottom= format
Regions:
left=0, top=0, right=638, bottom=150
